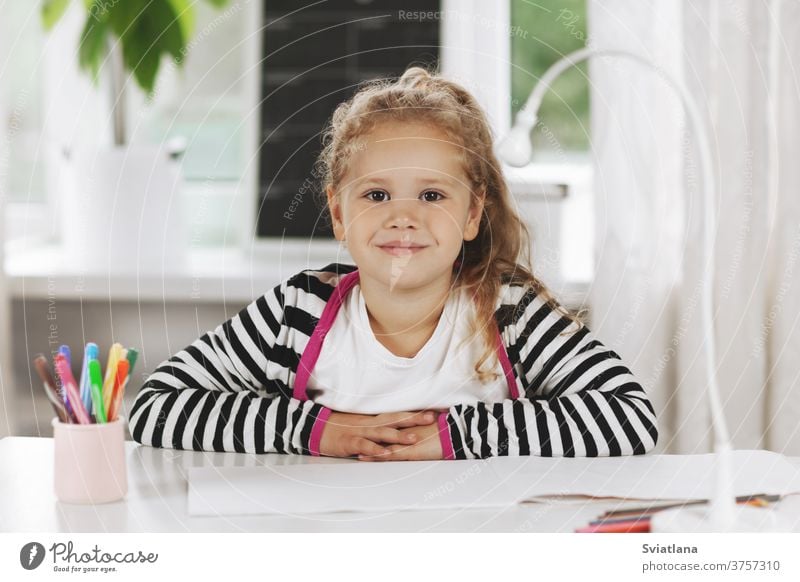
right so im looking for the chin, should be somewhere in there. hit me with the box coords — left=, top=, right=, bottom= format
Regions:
left=374, top=263, right=452, bottom=292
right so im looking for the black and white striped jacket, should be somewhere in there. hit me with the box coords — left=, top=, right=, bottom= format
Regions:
left=129, top=264, right=659, bottom=459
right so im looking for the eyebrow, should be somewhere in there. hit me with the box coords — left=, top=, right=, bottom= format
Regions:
left=354, top=176, right=459, bottom=188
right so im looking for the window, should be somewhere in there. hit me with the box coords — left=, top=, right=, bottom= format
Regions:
left=1, top=2, right=46, bottom=205
left=132, top=2, right=250, bottom=247
left=507, top=0, right=593, bottom=287
left=134, top=2, right=248, bottom=184
left=510, top=0, right=589, bottom=161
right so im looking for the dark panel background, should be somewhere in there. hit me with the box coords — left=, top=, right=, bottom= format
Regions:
left=257, top=1, right=441, bottom=238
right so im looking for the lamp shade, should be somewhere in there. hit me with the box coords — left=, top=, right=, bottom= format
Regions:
left=496, top=124, right=534, bottom=167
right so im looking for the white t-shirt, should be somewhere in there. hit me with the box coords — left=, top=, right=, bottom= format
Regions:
left=308, top=283, right=509, bottom=414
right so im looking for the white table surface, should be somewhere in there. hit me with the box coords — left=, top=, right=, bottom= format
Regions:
left=2, top=437, right=800, bottom=533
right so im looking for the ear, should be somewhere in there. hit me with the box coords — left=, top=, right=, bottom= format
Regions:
left=326, top=185, right=346, bottom=241
left=463, top=189, right=485, bottom=242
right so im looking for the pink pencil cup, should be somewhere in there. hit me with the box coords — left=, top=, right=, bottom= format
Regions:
left=52, top=416, right=128, bottom=504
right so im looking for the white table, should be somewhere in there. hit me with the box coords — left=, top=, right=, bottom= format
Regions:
left=2, top=437, right=800, bottom=532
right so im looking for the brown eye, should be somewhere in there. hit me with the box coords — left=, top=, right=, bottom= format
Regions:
left=421, top=190, right=444, bottom=202
left=365, top=190, right=388, bottom=202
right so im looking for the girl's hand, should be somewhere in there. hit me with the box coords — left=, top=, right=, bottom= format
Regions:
left=319, top=410, right=437, bottom=459
left=357, top=421, right=444, bottom=462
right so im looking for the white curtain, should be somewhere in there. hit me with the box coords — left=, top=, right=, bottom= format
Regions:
left=0, top=70, right=10, bottom=438
left=587, top=0, right=800, bottom=454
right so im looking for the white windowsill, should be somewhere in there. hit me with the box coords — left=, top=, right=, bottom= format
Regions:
left=3, top=239, right=349, bottom=304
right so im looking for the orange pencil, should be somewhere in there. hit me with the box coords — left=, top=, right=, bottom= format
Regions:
left=107, top=359, right=129, bottom=422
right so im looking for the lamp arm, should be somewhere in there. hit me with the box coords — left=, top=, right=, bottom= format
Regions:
left=516, top=47, right=731, bottom=525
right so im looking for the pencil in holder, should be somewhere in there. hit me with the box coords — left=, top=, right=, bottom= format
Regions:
left=52, top=416, right=128, bottom=504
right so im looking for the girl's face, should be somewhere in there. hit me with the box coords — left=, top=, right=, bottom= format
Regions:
left=327, top=120, right=484, bottom=291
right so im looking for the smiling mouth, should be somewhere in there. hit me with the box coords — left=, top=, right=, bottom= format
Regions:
left=378, top=245, right=428, bottom=256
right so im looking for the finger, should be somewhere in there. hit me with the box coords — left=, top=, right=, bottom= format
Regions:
left=376, top=444, right=404, bottom=459
left=359, top=442, right=411, bottom=461
left=357, top=451, right=392, bottom=461
left=363, top=444, right=411, bottom=462
left=383, top=444, right=408, bottom=460
left=358, top=450, right=389, bottom=462
left=354, top=437, right=391, bottom=458
left=381, top=410, right=437, bottom=429
left=368, top=426, right=418, bottom=445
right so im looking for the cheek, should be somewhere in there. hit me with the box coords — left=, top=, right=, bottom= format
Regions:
left=432, top=212, right=468, bottom=244
left=442, top=205, right=472, bottom=230
left=348, top=206, right=379, bottom=232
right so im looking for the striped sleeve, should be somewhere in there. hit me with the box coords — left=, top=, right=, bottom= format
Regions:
left=128, top=277, right=330, bottom=455
left=440, top=286, right=659, bottom=460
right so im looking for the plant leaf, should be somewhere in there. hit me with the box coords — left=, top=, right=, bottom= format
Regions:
left=77, top=8, right=109, bottom=84
left=166, top=0, right=195, bottom=43
left=41, top=0, right=71, bottom=30
left=107, top=0, right=186, bottom=96
left=204, top=0, right=231, bottom=7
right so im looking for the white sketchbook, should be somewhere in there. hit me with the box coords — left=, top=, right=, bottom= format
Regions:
left=187, top=449, right=800, bottom=517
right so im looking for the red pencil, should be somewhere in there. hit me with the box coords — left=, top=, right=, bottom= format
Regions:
left=576, top=520, right=651, bottom=533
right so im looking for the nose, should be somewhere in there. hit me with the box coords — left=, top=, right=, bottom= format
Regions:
left=382, top=198, right=423, bottom=230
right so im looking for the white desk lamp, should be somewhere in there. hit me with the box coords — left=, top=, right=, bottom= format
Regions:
left=498, top=47, right=790, bottom=532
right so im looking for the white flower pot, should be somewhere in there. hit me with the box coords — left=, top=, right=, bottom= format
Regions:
left=60, top=145, right=186, bottom=273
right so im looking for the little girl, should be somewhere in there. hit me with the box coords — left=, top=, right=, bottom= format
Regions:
left=130, top=67, right=658, bottom=461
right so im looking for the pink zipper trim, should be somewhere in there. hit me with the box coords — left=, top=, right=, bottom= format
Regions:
left=437, top=412, right=456, bottom=460
left=308, top=406, right=332, bottom=456
left=293, top=270, right=361, bottom=401
left=496, top=329, right=520, bottom=399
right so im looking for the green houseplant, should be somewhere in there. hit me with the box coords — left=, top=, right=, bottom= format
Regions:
left=42, top=0, right=230, bottom=145
left=40, top=0, right=233, bottom=272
